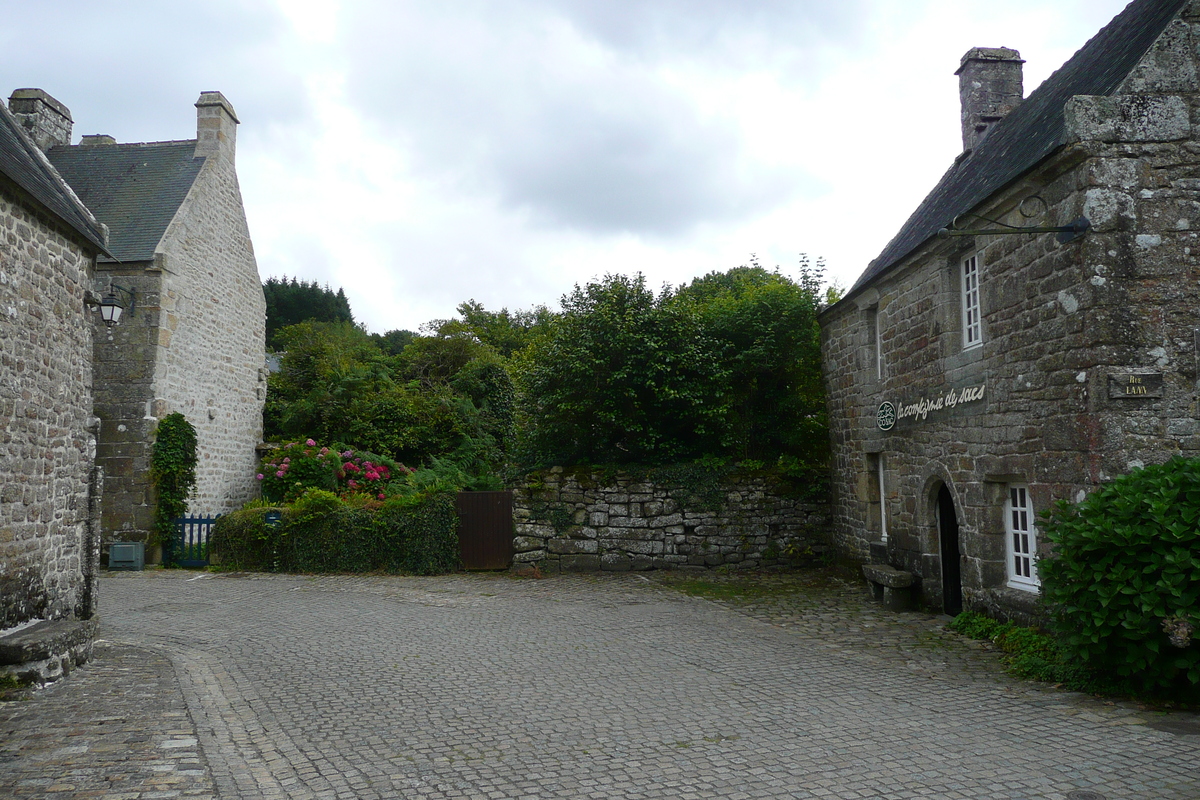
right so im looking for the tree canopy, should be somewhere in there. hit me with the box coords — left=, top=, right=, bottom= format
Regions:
left=262, top=255, right=831, bottom=486
left=264, top=276, right=354, bottom=347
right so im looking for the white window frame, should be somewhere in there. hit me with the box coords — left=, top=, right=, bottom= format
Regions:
left=874, top=307, right=884, bottom=380
left=878, top=454, right=888, bottom=542
left=1006, top=484, right=1039, bottom=590
left=961, top=253, right=982, bottom=349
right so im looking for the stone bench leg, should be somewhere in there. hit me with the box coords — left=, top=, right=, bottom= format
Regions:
left=881, top=585, right=916, bottom=612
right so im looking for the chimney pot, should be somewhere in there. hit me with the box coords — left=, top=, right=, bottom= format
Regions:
left=956, top=47, right=1024, bottom=152
left=7, top=88, right=73, bottom=152
left=194, top=91, right=239, bottom=162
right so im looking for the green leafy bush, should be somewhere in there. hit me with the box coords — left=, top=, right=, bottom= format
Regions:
left=151, top=413, right=198, bottom=545
left=948, top=612, right=1096, bottom=689
left=209, top=506, right=282, bottom=571
left=1038, top=456, right=1200, bottom=699
left=211, top=490, right=459, bottom=575
left=258, top=440, right=411, bottom=503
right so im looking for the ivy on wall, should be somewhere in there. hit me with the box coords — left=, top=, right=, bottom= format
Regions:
left=150, top=412, right=198, bottom=545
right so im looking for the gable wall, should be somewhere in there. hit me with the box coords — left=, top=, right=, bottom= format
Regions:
left=820, top=4, right=1200, bottom=621
left=0, top=181, right=98, bottom=626
left=150, top=145, right=266, bottom=520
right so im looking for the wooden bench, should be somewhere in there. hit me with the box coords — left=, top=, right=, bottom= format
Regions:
left=862, top=564, right=917, bottom=612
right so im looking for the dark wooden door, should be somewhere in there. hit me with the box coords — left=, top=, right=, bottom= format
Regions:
left=937, top=485, right=963, bottom=615
left=457, top=491, right=514, bottom=570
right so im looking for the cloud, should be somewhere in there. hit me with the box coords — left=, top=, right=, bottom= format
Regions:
left=336, top=1, right=817, bottom=237
left=0, top=0, right=309, bottom=143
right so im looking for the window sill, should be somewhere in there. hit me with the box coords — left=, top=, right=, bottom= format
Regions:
left=1005, top=578, right=1040, bottom=593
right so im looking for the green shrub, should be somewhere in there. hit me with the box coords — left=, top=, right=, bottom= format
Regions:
left=209, top=507, right=283, bottom=571
left=211, top=490, right=459, bottom=575
left=258, top=440, right=412, bottom=503
left=948, top=611, right=1005, bottom=640
left=949, top=612, right=1102, bottom=690
left=376, top=491, right=460, bottom=575
left=151, top=413, right=198, bottom=545
left=1039, top=456, right=1200, bottom=699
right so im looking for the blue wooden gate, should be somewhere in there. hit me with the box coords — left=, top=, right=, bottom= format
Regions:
left=168, top=515, right=218, bottom=568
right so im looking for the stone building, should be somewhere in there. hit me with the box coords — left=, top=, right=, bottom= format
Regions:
left=0, top=96, right=107, bottom=629
left=9, top=89, right=267, bottom=557
left=819, top=0, right=1200, bottom=621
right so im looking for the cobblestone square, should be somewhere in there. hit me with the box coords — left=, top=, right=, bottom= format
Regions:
left=1, top=569, right=1196, bottom=799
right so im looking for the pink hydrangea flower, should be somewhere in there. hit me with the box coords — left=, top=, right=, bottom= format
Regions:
left=275, top=470, right=285, bottom=478
left=256, top=473, right=264, bottom=480
left=306, top=439, right=316, bottom=447
left=377, top=493, right=385, bottom=500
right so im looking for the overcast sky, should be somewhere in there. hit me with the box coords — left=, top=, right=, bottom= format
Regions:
left=4, top=0, right=1132, bottom=333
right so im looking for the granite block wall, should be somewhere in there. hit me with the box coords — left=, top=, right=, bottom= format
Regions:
left=91, top=94, right=266, bottom=552
left=512, top=468, right=829, bottom=572
left=819, top=6, right=1200, bottom=620
left=0, top=182, right=98, bottom=627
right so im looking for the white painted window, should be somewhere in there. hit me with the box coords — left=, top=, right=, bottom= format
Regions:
left=1006, top=485, right=1038, bottom=590
left=961, top=253, right=982, bottom=349
left=874, top=307, right=884, bottom=380
left=878, top=454, right=888, bottom=542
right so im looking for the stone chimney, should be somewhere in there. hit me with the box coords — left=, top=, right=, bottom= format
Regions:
left=80, top=134, right=116, bottom=147
left=194, top=91, right=239, bottom=162
left=7, top=88, right=72, bottom=152
left=956, top=47, right=1024, bottom=152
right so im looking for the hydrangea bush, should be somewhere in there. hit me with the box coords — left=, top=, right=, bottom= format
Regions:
left=258, top=439, right=413, bottom=503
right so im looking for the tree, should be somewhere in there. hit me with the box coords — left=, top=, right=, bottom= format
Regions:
left=672, top=255, right=828, bottom=462
left=515, top=273, right=729, bottom=467
left=513, top=257, right=830, bottom=473
left=263, top=276, right=354, bottom=347
left=264, top=320, right=516, bottom=484
left=370, top=328, right=417, bottom=356
left=439, top=300, right=556, bottom=358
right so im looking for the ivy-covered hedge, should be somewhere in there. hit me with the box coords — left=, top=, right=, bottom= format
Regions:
left=151, top=413, right=198, bottom=545
left=211, top=490, right=459, bottom=575
left=1039, top=456, right=1200, bottom=699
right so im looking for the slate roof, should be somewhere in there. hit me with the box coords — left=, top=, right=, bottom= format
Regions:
left=47, top=141, right=205, bottom=263
left=844, top=0, right=1188, bottom=300
left=0, top=101, right=108, bottom=252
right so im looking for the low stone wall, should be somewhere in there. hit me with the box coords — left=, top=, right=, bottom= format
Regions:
left=512, top=468, right=829, bottom=572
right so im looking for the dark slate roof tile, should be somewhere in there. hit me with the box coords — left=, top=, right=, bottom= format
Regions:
left=0, top=101, right=108, bottom=252
left=845, top=0, right=1188, bottom=299
left=47, top=141, right=205, bottom=263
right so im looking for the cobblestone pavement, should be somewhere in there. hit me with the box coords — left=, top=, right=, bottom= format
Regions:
left=0, top=641, right=216, bottom=799
left=2, top=569, right=1197, bottom=799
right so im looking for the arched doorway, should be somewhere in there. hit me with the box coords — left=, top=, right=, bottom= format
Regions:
left=937, top=484, right=963, bottom=615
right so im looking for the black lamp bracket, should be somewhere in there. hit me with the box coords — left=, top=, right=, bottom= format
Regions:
left=937, top=195, right=1089, bottom=243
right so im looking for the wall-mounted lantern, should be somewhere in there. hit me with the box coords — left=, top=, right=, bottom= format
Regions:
left=87, top=283, right=136, bottom=328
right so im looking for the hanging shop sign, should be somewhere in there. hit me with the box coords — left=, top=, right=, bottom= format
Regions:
left=877, top=383, right=986, bottom=431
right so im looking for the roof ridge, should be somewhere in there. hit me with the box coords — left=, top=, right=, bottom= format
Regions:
left=0, top=101, right=108, bottom=252
left=64, top=138, right=199, bottom=150
left=841, top=0, right=1189, bottom=302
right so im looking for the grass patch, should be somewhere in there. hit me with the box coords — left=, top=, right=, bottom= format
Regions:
left=0, top=672, right=31, bottom=700
left=658, top=564, right=864, bottom=604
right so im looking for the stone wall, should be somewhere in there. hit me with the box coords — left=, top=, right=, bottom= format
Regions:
left=818, top=7, right=1200, bottom=620
left=152, top=94, right=265, bottom=521
left=512, top=468, right=829, bottom=572
left=91, top=94, right=266, bottom=551
left=0, top=182, right=98, bottom=627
